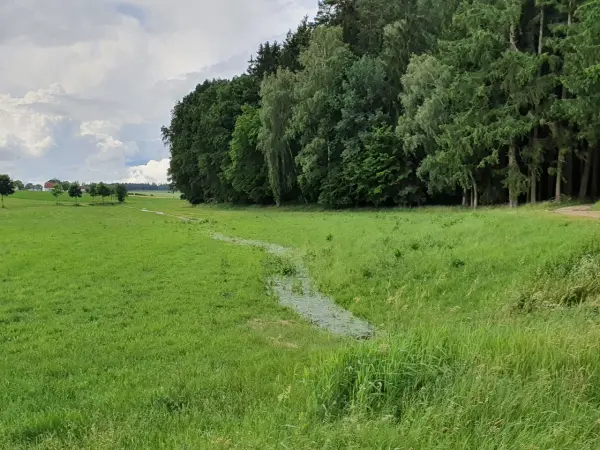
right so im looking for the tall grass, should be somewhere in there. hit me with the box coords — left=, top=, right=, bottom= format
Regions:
left=4, top=193, right=600, bottom=448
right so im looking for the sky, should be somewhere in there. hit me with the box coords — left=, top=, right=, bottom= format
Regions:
left=0, top=0, right=318, bottom=185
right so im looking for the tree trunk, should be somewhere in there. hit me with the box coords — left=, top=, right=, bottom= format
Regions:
left=580, top=147, right=593, bottom=200
left=529, top=6, right=543, bottom=205
left=530, top=172, right=536, bottom=204
left=470, top=173, right=478, bottom=209
left=529, top=135, right=538, bottom=204
left=562, top=5, right=574, bottom=199
left=538, top=7, right=544, bottom=55
left=592, top=148, right=599, bottom=200
left=508, top=144, right=518, bottom=208
left=1, top=195, right=4, bottom=208
left=565, top=151, right=573, bottom=197
left=556, top=147, right=567, bottom=202
left=462, top=190, right=468, bottom=207
left=547, top=164, right=554, bottom=202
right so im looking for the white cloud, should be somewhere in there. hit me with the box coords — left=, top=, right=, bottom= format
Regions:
left=0, top=84, right=68, bottom=159
left=126, top=158, right=170, bottom=184
left=0, top=0, right=318, bottom=184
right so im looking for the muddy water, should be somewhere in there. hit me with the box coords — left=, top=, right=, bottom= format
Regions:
left=141, top=209, right=374, bottom=338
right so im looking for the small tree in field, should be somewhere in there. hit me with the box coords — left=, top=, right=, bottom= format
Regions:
left=51, top=184, right=64, bottom=204
left=68, top=182, right=83, bottom=205
left=89, top=183, right=98, bottom=204
left=97, top=182, right=111, bottom=204
left=14, top=180, right=24, bottom=191
left=115, top=184, right=128, bottom=203
left=0, top=174, right=15, bottom=208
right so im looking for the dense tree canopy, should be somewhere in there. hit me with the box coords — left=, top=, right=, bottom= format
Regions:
left=68, top=182, right=83, bottom=204
left=163, top=0, right=600, bottom=207
left=0, top=174, right=15, bottom=208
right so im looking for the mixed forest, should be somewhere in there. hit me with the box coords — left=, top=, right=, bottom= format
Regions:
left=162, top=0, right=600, bottom=208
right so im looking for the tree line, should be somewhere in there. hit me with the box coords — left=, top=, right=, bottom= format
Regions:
left=0, top=174, right=128, bottom=207
left=123, top=183, right=170, bottom=191
left=163, top=0, right=600, bottom=208
left=50, top=182, right=128, bottom=205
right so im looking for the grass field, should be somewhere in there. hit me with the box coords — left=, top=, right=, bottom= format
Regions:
left=3, top=192, right=600, bottom=448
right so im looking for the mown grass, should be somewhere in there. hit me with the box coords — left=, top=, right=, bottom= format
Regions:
left=1, top=195, right=339, bottom=449
left=3, top=192, right=600, bottom=448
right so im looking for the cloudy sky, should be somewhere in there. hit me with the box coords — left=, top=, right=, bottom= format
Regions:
left=0, top=0, right=318, bottom=184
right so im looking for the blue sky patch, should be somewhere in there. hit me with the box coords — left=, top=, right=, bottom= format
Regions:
left=114, top=2, right=146, bottom=24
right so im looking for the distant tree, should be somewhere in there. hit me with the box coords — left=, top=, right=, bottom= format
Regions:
left=0, top=174, right=16, bottom=208
left=68, top=182, right=83, bottom=205
left=97, top=182, right=111, bottom=204
left=115, top=184, right=128, bottom=203
left=14, top=180, right=24, bottom=191
left=34, top=184, right=42, bottom=191
left=25, top=183, right=34, bottom=190
left=61, top=181, right=71, bottom=191
left=88, top=183, right=98, bottom=204
left=50, top=184, right=64, bottom=205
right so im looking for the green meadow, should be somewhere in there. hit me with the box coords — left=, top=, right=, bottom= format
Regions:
left=3, top=192, right=600, bottom=449
left=129, top=191, right=180, bottom=199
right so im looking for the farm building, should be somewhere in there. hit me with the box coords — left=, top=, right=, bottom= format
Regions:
left=43, top=181, right=57, bottom=191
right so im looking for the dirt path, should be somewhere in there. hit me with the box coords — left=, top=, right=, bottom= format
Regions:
left=555, top=205, right=600, bottom=219
left=141, top=209, right=374, bottom=339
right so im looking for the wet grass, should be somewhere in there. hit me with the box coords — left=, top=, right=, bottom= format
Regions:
left=3, top=192, right=600, bottom=448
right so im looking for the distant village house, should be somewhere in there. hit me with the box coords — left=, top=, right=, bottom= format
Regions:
left=43, top=181, right=57, bottom=191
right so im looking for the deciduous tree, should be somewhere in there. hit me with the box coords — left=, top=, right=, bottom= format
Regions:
left=0, top=174, right=15, bottom=208
left=68, top=182, right=83, bottom=205
left=115, top=184, right=128, bottom=203
left=51, top=184, right=64, bottom=205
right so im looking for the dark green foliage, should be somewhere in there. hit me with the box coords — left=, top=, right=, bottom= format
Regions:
left=163, top=76, right=259, bottom=204
left=226, top=105, right=272, bottom=204
left=0, top=174, right=15, bottom=208
left=50, top=185, right=64, bottom=205
left=88, top=183, right=98, bottom=204
left=164, top=0, right=600, bottom=208
left=248, top=42, right=282, bottom=80
left=13, top=180, right=24, bottom=191
left=96, top=182, right=111, bottom=204
left=259, top=69, right=299, bottom=205
left=291, top=26, right=355, bottom=204
left=115, top=184, right=128, bottom=203
left=279, top=17, right=313, bottom=72
left=67, top=183, right=82, bottom=204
